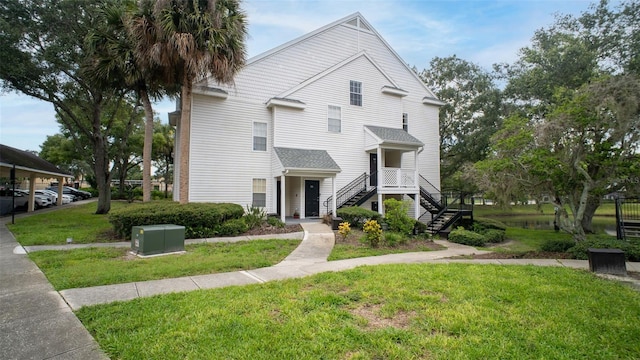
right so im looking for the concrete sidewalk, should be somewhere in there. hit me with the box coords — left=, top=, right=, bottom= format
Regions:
left=55, top=223, right=640, bottom=310
left=0, top=223, right=108, bottom=360
left=3, top=217, right=640, bottom=360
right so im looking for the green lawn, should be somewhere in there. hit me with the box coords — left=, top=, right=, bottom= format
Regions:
left=29, top=240, right=300, bottom=290
left=77, top=263, right=640, bottom=360
left=7, top=202, right=128, bottom=245
left=473, top=202, right=617, bottom=217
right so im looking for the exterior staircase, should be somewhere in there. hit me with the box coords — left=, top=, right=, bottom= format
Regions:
left=415, top=175, right=472, bottom=235
left=323, top=172, right=377, bottom=212
left=326, top=172, right=472, bottom=235
left=616, top=197, right=640, bottom=240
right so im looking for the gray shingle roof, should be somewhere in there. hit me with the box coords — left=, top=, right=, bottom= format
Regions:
left=274, top=147, right=341, bottom=172
left=364, top=126, right=424, bottom=146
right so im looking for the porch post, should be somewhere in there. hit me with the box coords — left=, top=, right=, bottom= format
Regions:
left=332, top=175, right=337, bottom=216
left=414, top=190, right=420, bottom=220
left=414, top=149, right=419, bottom=188
left=377, top=146, right=383, bottom=216
left=280, top=174, right=286, bottom=223
left=57, top=177, right=64, bottom=205
left=28, top=173, right=36, bottom=212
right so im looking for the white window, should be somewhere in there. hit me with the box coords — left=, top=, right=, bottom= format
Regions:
left=402, top=113, right=408, bottom=131
left=252, top=179, right=266, bottom=207
left=253, top=122, right=267, bottom=151
left=350, top=80, right=362, bottom=106
left=328, top=105, right=341, bottom=133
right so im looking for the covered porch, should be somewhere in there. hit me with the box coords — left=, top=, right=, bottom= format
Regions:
left=364, top=125, right=423, bottom=218
left=272, top=147, right=341, bottom=223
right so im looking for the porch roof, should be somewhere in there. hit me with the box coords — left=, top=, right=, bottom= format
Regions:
left=274, top=147, right=341, bottom=174
left=364, top=125, right=424, bottom=147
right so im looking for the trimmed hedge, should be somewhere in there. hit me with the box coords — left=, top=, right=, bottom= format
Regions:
left=449, top=227, right=486, bottom=247
left=473, top=217, right=508, bottom=231
left=336, top=207, right=381, bottom=229
left=541, top=238, right=576, bottom=253
left=568, top=238, right=640, bottom=262
left=218, top=218, right=249, bottom=237
left=483, top=229, right=506, bottom=243
left=109, top=202, right=244, bottom=239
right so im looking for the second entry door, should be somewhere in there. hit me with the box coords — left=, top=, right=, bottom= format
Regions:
left=305, top=180, right=320, bottom=217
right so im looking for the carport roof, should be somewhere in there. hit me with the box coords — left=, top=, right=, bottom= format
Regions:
left=0, top=144, right=72, bottom=179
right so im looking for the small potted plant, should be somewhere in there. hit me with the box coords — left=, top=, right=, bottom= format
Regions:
left=293, top=209, right=300, bottom=219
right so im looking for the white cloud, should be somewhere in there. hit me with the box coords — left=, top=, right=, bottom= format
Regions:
left=0, top=0, right=612, bottom=151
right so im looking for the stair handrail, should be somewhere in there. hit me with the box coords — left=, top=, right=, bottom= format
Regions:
left=419, top=174, right=442, bottom=205
left=426, top=192, right=474, bottom=233
left=324, top=172, right=376, bottom=214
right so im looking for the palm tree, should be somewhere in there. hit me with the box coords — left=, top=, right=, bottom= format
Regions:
left=142, top=0, right=248, bottom=204
left=86, top=0, right=175, bottom=202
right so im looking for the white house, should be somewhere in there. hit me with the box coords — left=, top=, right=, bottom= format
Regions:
left=171, top=13, right=447, bottom=224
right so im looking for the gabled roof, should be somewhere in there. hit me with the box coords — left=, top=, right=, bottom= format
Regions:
left=364, top=126, right=424, bottom=147
left=274, top=147, right=341, bottom=173
left=276, top=51, right=399, bottom=99
left=247, top=12, right=439, bottom=99
left=0, top=144, right=71, bottom=179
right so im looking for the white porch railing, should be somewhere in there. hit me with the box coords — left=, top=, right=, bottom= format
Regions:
left=381, top=168, right=417, bottom=188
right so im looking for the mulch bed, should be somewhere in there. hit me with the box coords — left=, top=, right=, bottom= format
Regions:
left=244, top=224, right=303, bottom=236
left=334, top=229, right=445, bottom=251
left=470, top=251, right=573, bottom=259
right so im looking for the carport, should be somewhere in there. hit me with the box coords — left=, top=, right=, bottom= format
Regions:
left=0, top=144, right=72, bottom=213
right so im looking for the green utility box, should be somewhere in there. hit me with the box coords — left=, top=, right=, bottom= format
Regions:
left=131, top=224, right=185, bottom=256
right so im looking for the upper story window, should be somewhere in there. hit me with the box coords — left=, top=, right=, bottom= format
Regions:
left=402, top=113, right=408, bottom=131
left=328, top=105, right=341, bottom=133
left=350, top=80, right=362, bottom=106
left=253, top=122, right=267, bottom=151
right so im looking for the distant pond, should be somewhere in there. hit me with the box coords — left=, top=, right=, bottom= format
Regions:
left=490, top=215, right=617, bottom=235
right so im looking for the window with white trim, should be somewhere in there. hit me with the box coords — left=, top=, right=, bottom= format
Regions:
left=328, top=105, right=341, bottom=133
left=402, top=113, right=408, bottom=131
left=252, top=178, right=266, bottom=207
left=253, top=122, right=267, bottom=151
left=350, top=80, right=362, bottom=106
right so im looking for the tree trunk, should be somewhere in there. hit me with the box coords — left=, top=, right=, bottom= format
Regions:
left=90, top=97, right=111, bottom=214
left=580, top=195, right=601, bottom=234
left=141, top=89, right=153, bottom=202
left=93, top=134, right=111, bottom=214
left=178, top=80, right=192, bottom=204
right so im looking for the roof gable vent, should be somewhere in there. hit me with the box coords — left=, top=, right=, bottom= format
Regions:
left=345, top=16, right=372, bottom=32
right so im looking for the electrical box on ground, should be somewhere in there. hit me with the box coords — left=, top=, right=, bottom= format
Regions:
left=131, top=224, right=185, bottom=256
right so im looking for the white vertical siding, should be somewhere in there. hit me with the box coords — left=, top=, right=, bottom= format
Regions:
left=186, top=14, right=441, bottom=212
left=189, top=94, right=272, bottom=209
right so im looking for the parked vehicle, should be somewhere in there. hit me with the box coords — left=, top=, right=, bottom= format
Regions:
left=46, top=186, right=88, bottom=201
left=37, top=189, right=72, bottom=205
left=16, top=190, right=52, bottom=209
left=0, top=189, right=29, bottom=212
left=63, top=186, right=92, bottom=200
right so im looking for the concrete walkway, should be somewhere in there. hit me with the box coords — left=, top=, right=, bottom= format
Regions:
left=3, top=216, right=640, bottom=360
left=53, top=223, right=640, bottom=310
left=0, top=222, right=108, bottom=360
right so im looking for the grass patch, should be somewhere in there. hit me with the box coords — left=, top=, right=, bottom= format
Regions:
left=7, top=202, right=128, bottom=245
left=329, top=229, right=443, bottom=261
left=29, top=240, right=300, bottom=290
left=77, top=263, right=640, bottom=359
left=474, top=202, right=616, bottom=217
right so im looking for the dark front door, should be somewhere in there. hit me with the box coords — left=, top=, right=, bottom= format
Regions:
left=277, top=181, right=281, bottom=215
left=305, top=180, right=320, bottom=217
left=370, top=153, right=378, bottom=186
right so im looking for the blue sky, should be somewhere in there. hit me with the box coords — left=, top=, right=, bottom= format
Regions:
left=0, top=0, right=603, bottom=152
